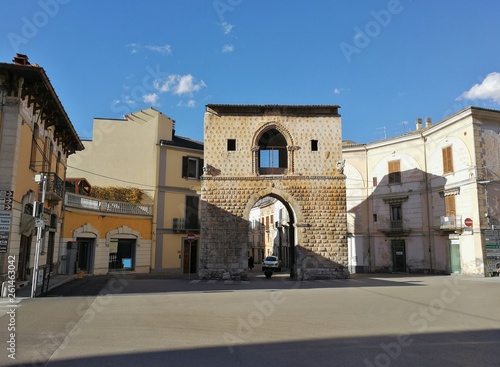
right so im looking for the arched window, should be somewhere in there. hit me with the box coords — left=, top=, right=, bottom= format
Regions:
left=258, top=129, right=288, bottom=175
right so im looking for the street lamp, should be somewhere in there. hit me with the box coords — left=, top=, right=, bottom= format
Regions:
left=31, top=173, right=47, bottom=298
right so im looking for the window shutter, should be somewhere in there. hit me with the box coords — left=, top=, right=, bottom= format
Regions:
left=182, top=156, right=188, bottom=178
left=198, top=158, right=204, bottom=178
left=442, top=146, right=453, bottom=173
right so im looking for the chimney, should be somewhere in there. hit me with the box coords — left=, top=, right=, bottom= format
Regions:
left=416, top=118, right=422, bottom=130
left=12, top=53, right=30, bottom=66
left=425, top=117, right=432, bottom=127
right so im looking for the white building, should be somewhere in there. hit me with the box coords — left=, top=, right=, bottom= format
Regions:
left=344, top=107, right=500, bottom=276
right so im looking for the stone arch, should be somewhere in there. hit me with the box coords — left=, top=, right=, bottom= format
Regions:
left=73, top=223, right=99, bottom=240
left=251, top=122, right=296, bottom=175
left=244, top=187, right=304, bottom=277
left=252, top=121, right=295, bottom=147
left=106, top=225, right=142, bottom=247
left=243, top=186, right=303, bottom=224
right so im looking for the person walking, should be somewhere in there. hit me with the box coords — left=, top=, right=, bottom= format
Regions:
left=248, top=256, right=254, bottom=270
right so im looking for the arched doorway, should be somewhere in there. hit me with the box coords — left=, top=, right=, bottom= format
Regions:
left=247, top=194, right=296, bottom=278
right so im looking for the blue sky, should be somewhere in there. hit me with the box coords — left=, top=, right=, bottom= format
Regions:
left=2, top=0, right=500, bottom=144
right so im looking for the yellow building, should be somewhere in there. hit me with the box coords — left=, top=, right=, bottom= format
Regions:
left=66, top=108, right=203, bottom=275
left=0, top=54, right=84, bottom=286
left=61, top=191, right=153, bottom=275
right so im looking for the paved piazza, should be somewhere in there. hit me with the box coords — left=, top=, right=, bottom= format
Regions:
left=1, top=274, right=499, bottom=367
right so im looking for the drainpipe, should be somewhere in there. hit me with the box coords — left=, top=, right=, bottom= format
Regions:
left=365, top=145, right=372, bottom=273
left=422, top=133, right=434, bottom=273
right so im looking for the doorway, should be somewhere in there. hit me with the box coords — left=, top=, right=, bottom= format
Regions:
left=391, top=239, right=406, bottom=272
left=109, top=239, right=135, bottom=271
left=248, top=195, right=296, bottom=278
left=76, top=238, right=94, bottom=273
left=449, top=239, right=461, bottom=274
left=17, top=235, right=32, bottom=281
left=183, top=239, right=197, bottom=274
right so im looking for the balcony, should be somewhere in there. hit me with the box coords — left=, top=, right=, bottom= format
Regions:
left=173, top=218, right=200, bottom=233
left=65, top=192, right=152, bottom=216
left=437, top=215, right=462, bottom=232
left=378, top=219, right=411, bottom=237
left=42, top=172, right=64, bottom=205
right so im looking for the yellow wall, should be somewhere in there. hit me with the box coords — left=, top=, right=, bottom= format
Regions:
left=14, top=123, right=41, bottom=202
left=165, top=148, right=203, bottom=188
left=63, top=210, right=152, bottom=240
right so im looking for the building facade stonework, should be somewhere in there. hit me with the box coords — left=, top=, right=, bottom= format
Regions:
left=200, top=105, right=348, bottom=280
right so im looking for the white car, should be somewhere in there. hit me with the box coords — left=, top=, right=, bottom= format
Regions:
left=262, top=256, right=282, bottom=272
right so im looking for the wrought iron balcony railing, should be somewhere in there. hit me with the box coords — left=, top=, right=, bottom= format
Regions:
left=378, top=219, right=411, bottom=236
left=41, top=172, right=65, bottom=204
left=173, top=218, right=200, bottom=232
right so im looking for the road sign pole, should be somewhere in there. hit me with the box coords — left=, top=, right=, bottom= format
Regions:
left=31, top=174, right=46, bottom=298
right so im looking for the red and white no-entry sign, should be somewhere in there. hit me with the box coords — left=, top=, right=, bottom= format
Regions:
left=187, top=233, right=196, bottom=243
left=464, top=218, right=473, bottom=227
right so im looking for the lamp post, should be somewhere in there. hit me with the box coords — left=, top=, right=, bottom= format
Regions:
left=31, top=173, right=46, bottom=298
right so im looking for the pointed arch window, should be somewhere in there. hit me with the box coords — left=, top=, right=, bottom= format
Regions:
left=258, top=129, right=288, bottom=175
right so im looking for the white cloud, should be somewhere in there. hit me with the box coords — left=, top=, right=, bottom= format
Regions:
left=153, top=75, right=178, bottom=93
left=178, top=100, right=197, bottom=108
left=333, top=88, right=341, bottom=94
left=126, top=43, right=140, bottom=54
left=173, top=75, right=206, bottom=96
left=143, top=93, right=159, bottom=106
left=222, top=44, right=235, bottom=53
left=144, top=44, right=172, bottom=55
left=458, top=72, right=500, bottom=103
left=150, top=74, right=206, bottom=106
left=126, top=43, right=172, bottom=55
left=221, top=22, right=233, bottom=34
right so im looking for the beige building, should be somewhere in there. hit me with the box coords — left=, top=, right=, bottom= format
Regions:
left=0, top=54, right=84, bottom=288
left=201, top=104, right=348, bottom=280
left=66, top=108, right=203, bottom=275
left=344, top=107, right=500, bottom=276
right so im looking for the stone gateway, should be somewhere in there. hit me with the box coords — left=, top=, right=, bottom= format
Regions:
left=199, top=105, right=348, bottom=280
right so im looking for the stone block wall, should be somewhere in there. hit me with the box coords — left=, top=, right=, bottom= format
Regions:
left=200, top=105, right=348, bottom=280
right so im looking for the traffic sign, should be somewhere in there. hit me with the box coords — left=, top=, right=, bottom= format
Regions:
left=1, top=204, right=12, bottom=211
left=0, top=197, right=13, bottom=204
left=464, top=218, right=473, bottom=227
left=187, top=233, right=196, bottom=243
left=0, top=190, right=13, bottom=198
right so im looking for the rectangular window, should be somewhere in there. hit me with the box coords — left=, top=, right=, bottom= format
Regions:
left=390, top=204, right=402, bottom=230
left=373, top=214, right=378, bottom=223
left=311, top=140, right=318, bottom=151
left=260, top=149, right=280, bottom=168
left=445, top=195, right=456, bottom=217
left=373, top=177, right=378, bottom=187
left=182, top=156, right=204, bottom=179
left=388, top=160, right=401, bottom=184
left=185, top=196, right=200, bottom=230
left=442, top=146, right=454, bottom=174
left=227, top=139, right=236, bottom=151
